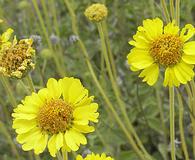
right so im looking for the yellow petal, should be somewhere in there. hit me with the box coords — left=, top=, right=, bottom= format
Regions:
left=59, top=77, right=75, bottom=101
left=164, top=21, right=179, bottom=35
left=73, top=103, right=99, bottom=123
left=142, top=18, right=163, bottom=40
left=65, top=129, right=87, bottom=151
left=73, top=125, right=95, bottom=133
left=76, top=155, right=84, bottom=160
left=182, top=55, right=195, bottom=64
left=16, top=128, right=40, bottom=143
left=173, top=61, right=194, bottom=84
left=34, top=133, right=48, bottom=155
left=13, top=119, right=37, bottom=134
left=56, top=132, right=64, bottom=150
left=47, top=78, right=61, bottom=99
left=1, top=28, right=14, bottom=42
left=139, top=63, right=159, bottom=86
left=48, top=134, right=57, bottom=157
left=180, top=24, right=195, bottom=42
left=68, top=79, right=88, bottom=105
left=22, top=131, right=42, bottom=151
left=127, top=49, right=154, bottom=69
left=163, top=67, right=180, bottom=87
left=183, top=41, right=195, bottom=55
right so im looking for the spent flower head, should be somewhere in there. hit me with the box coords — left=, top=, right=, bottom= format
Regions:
left=12, top=77, right=99, bottom=157
left=84, top=3, right=108, bottom=22
left=127, top=18, right=195, bottom=87
left=0, top=37, right=35, bottom=78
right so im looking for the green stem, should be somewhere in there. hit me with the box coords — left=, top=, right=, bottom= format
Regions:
left=169, top=87, right=176, bottom=160
left=155, top=87, right=168, bottom=160
left=175, top=0, right=180, bottom=26
left=31, top=0, right=65, bottom=77
left=189, top=81, right=195, bottom=158
left=62, top=150, right=68, bottom=160
left=160, top=0, right=171, bottom=23
left=169, top=0, right=175, bottom=20
left=0, top=121, right=20, bottom=159
left=25, top=74, right=35, bottom=92
left=64, top=1, right=149, bottom=159
left=0, top=76, right=17, bottom=107
left=149, top=0, right=155, bottom=18
left=34, top=154, right=41, bottom=160
left=177, top=90, right=190, bottom=160
left=97, top=22, right=152, bottom=159
left=40, top=0, right=52, bottom=34
left=102, top=21, right=117, bottom=80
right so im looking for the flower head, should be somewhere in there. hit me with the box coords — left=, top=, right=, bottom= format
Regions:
left=127, top=18, right=195, bottom=87
left=12, top=77, right=99, bottom=157
left=84, top=3, right=108, bottom=22
left=76, top=153, right=113, bottom=160
left=0, top=37, right=35, bottom=78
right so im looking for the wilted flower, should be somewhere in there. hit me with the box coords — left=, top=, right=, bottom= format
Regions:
left=0, top=37, right=35, bottom=78
left=84, top=3, right=108, bottom=22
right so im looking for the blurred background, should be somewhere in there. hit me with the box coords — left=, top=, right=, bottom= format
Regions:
left=0, top=0, right=195, bottom=159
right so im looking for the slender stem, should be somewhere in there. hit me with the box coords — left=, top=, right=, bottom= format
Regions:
left=31, top=0, right=65, bottom=77
left=97, top=22, right=152, bottom=159
left=0, top=121, right=20, bottom=159
left=149, top=0, right=155, bottom=18
left=189, top=81, right=195, bottom=158
left=177, top=90, right=190, bottom=160
left=155, top=87, right=168, bottom=160
left=102, top=21, right=117, bottom=80
left=25, top=74, right=35, bottom=92
left=40, top=0, right=52, bottom=34
left=64, top=1, right=150, bottom=159
left=175, top=0, right=180, bottom=26
left=62, top=150, right=68, bottom=160
left=34, top=154, right=41, bottom=160
left=169, top=87, right=176, bottom=160
left=0, top=76, right=17, bottom=107
left=160, top=0, right=171, bottom=23
left=169, top=0, right=175, bottom=20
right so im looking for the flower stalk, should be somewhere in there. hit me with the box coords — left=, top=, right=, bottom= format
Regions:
left=169, top=87, right=176, bottom=160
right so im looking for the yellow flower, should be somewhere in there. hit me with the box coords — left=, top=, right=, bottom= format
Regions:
left=0, top=28, right=13, bottom=49
left=84, top=3, right=108, bottom=22
left=12, top=77, right=99, bottom=157
left=127, top=18, right=195, bottom=87
left=0, top=37, right=35, bottom=78
left=76, top=153, right=113, bottom=160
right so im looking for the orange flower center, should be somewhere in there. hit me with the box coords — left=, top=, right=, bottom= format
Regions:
left=150, top=34, right=183, bottom=66
left=37, top=99, right=73, bottom=134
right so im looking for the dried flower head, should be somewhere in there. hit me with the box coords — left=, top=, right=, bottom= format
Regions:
left=84, top=3, right=108, bottom=22
left=0, top=37, right=35, bottom=78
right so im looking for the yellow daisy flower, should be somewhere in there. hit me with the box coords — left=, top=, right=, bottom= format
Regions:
left=12, top=77, right=99, bottom=157
left=76, top=153, right=113, bottom=160
left=127, top=18, right=195, bottom=87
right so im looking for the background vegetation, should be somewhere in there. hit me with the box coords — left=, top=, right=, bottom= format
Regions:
left=0, top=0, right=195, bottom=159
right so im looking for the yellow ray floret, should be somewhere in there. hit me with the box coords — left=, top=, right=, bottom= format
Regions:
left=12, top=77, right=99, bottom=157
left=127, top=18, right=195, bottom=87
left=76, top=153, right=113, bottom=160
